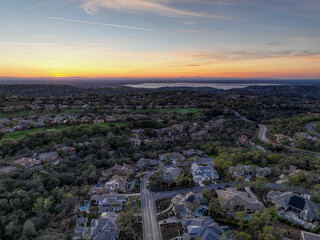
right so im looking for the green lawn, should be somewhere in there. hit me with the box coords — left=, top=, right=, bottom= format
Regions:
left=128, top=108, right=203, bottom=114
left=3, top=126, right=67, bottom=141
left=0, top=108, right=83, bottom=118
left=2, top=122, right=128, bottom=142
left=2, top=101, right=30, bottom=107
left=97, top=122, right=129, bottom=127
left=0, top=110, right=43, bottom=118
left=57, top=109, right=84, bottom=114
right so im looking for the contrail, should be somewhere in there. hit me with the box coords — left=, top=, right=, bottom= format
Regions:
left=48, top=17, right=175, bottom=34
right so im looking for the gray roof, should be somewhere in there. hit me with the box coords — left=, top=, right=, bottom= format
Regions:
left=162, top=167, right=183, bottom=182
left=216, top=187, right=265, bottom=212
left=182, top=217, right=223, bottom=240
left=301, top=231, right=320, bottom=240
left=76, top=217, right=87, bottom=225
left=267, top=191, right=320, bottom=222
left=91, top=215, right=118, bottom=240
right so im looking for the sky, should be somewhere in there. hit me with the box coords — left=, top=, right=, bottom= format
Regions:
left=0, top=0, right=320, bottom=79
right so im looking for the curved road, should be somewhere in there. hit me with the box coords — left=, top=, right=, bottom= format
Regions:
left=306, top=122, right=320, bottom=138
left=258, top=124, right=270, bottom=143
left=232, top=109, right=320, bottom=157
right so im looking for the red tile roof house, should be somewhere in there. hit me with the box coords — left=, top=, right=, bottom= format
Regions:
left=14, top=157, right=41, bottom=168
left=104, top=176, right=129, bottom=193
left=102, top=164, right=137, bottom=177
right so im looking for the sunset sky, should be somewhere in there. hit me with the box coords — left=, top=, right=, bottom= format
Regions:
left=1, top=0, right=320, bottom=79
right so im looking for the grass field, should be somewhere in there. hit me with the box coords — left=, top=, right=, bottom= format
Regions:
left=3, top=126, right=68, bottom=141
left=0, top=108, right=83, bottom=119
left=0, top=110, right=42, bottom=118
left=2, top=101, right=30, bottom=107
left=2, top=122, right=129, bottom=142
left=128, top=108, right=203, bottom=114
left=97, top=122, right=129, bottom=127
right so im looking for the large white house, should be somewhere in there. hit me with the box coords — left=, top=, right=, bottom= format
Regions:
left=191, top=163, right=219, bottom=185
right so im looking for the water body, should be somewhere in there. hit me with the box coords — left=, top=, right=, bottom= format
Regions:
left=125, top=82, right=282, bottom=90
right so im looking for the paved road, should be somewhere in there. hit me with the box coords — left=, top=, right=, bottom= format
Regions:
left=233, top=109, right=320, bottom=157
left=141, top=172, right=162, bottom=240
left=258, top=124, right=270, bottom=143
left=231, top=109, right=255, bottom=123
left=306, top=122, right=320, bottom=138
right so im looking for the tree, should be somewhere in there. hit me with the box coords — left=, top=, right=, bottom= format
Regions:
left=208, top=197, right=223, bottom=219
left=249, top=177, right=267, bottom=195
left=237, top=232, right=252, bottom=240
left=311, top=184, right=320, bottom=203
left=258, top=226, right=282, bottom=240
left=23, top=220, right=36, bottom=238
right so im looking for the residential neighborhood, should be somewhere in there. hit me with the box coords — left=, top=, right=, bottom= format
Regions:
left=1, top=86, right=320, bottom=240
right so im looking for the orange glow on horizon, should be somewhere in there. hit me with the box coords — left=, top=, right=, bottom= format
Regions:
left=0, top=45, right=319, bottom=79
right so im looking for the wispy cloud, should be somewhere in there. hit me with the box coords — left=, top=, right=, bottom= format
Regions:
left=48, top=16, right=174, bottom=33
left=0, top=42, right=62, bottom=46
left=47, top=16, right=220, bottom=38
left=175, top=49, right=320, bottom=63
left=81, top=0, right=223, bottom=18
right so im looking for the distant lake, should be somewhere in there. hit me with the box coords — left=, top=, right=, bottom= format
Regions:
left=125, top=82, right=283, bottom=90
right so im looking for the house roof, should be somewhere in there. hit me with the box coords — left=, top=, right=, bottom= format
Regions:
left=182, top=217, right=223, bottom=240
left=161, top=167, right=182, bottom=182
left=90, top=194, right=126, bottom=202
left=267, top=191, right=320, bottom=222
left=301, top=231, right=320, bottom=240
left=288, top=195, right=306, bottom=210
left=91, top=215, right=118, bottom=239
left=76, top=217, right=87, bottom=225
left=216, top=187, right=265, bottom=212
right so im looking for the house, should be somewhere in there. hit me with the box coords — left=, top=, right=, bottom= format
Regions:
left=191, top=130, right=208, bottom=139
left=171, top=124, right=184, bottom=132
left=38, top=151, right=61, bottom=164
left=104, top=175, right=128, bottom=192
left=128, top=137, right=141, bottom=147
left=183, top=149, right=205, bottom=158
left=90, top=212, right=118, bottom=240
left=256, top=167, right=273, bottom=177
left=216, top=187, right=265, bottom=216
left=59, top=146, right=76, bottom=155
left=181, top=217, right=226, bottom=240
left=102, top=163, right=137, bottom=177
left=161, top=167, right=183, bottom=183
left=191, top=163, right=219, bottom=185
left=14, top=157, right=41, bottom=168
left=132, top=129, right=145, bottom=134
left=267, top=191, right=320, bottom=222
left=300, top=231, right=320, bottom=240
left=73, top=218, right=89, bottom=240
left=229, top=165, right=273, bottom=180
left=137, top=158, right=159, bottom=169
left=159, top=152, right=185, bottom=163
left=171, top=192, right=207, bottom=219
left=90, top=194, right=127, bottom=213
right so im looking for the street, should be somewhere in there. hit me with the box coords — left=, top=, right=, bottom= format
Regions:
left=306, top=122, right=320, bottom=138
left=141, top=172, right=162, bottom=240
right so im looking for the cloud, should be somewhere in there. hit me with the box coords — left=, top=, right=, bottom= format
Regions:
left=81, top=0, right=220, bottom=18
left=175, top=49, right=320, bottom=62
left=0, top=42, right=62, bottom=46
left=48, top=17, right=173, bottom=33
